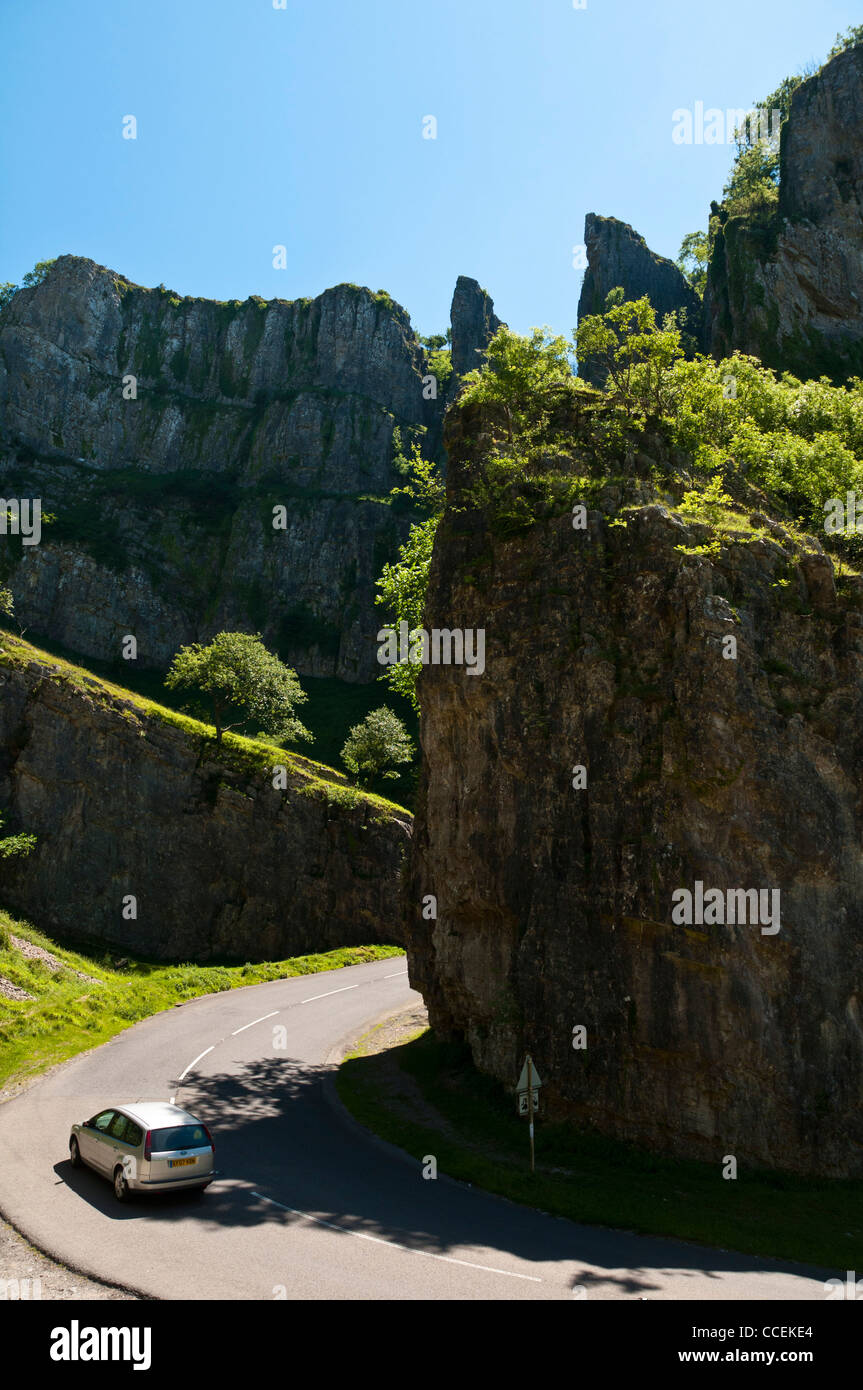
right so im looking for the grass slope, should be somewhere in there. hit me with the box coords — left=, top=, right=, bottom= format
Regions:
left=0, top=909, right=403, bottom=1093
left=0, top=628, right=410, bottom=818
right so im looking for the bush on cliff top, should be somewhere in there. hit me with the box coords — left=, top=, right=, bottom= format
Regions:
left=0, top=258, right=57, bottom=311
left=575, top=300, right=863, bottom=558
left=375, top=305, right=863, bottom=695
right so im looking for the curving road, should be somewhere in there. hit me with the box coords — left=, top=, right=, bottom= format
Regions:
left=0, top=959, right=832, bottom=1300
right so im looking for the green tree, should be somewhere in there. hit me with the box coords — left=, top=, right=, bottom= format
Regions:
left=722, top=140, right=781, bottom=216
left=20, top=258, right=56, bottom=288
left=376, top=514, right=439, bottom=710
left=0, top=587, right=13, bottom=620
left=575, top=294, right=685, bottom=417
left=0, top=259, right=57, bottom=314
left=677, top=231, right=709, bottom=296
left=828, top=24, right=863, bottom=58
left=391, top=430, right=446, bottom=511
left=341, top=707, right=414, bottom=785
left=460, top=325, right=574, bottom=442
left=427, top=345, right=453, bottom=388
left=377, top=431, right=447, bottom=711
left=382, top=309, right=863, bottom=702
left=164, top=631, right=311, bottom=745
left=719, top=72, right=806, bottom=217
left=0, top=814, right=36, bottom=860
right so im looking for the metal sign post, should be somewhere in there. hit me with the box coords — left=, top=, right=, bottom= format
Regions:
left=527, top=1054, right=535, bottom=1173
left=516, top=1054, right=542, bottom=1173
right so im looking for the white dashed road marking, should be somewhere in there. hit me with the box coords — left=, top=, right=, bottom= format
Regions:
left=176, top=965, right=410, bottom=1093
left=252, top=1192, right=543, bottom=1283
left=231, top=1011, right=280, bottom=1036
left=300, top=984, right=360, bottom=1004
left=177, top=1045, right=215, bottom=1081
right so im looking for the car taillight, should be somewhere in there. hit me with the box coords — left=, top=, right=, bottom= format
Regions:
left=203, top=1125, right=214, bottom=1151
left=143, top=1130, right=152, bottom=1160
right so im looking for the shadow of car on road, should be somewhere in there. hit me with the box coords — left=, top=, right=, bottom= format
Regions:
left=53, top=1158, right=212, bottom=1219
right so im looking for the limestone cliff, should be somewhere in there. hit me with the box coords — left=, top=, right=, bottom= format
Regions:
left=707, top=45, right=863, bottom=380
left=405, top=397, right=863, bottom=1178
left=0, top=635, right=410, bottom=959
left=577, top=214, right=705, bottom=383
left=0, top=257, right=501, bottom=681
left=450, top=276, right=501, bottom=379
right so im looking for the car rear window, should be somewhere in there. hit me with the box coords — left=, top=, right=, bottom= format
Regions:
left=150, top=1124, right=209, bottom=1152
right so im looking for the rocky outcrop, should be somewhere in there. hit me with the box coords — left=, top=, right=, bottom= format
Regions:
left=707, top=45, right=863, bottom=379
left=405, top=397, right=863, bottom=1178
left=0, top=257, right=498, bottom=681
left=0, top=636, right=410, bottom=959
left=577, top=215, right=705, bottom=382
left=450, top=276, right=501, bottom=378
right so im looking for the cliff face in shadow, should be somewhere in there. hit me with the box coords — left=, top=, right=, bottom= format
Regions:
left=405, top=396, right=863, bottom=1178
left=0, top=636, right=410, bottom=960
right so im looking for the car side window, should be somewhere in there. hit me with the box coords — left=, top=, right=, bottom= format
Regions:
left=109, top=1112, right=128, bottom=1140
left=88, top=1110, right=115, bottom=1132
left=124, top=1121, right=143, bottom=1147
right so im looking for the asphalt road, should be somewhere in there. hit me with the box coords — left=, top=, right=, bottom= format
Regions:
left=0, top=959, right=833, bottom=1300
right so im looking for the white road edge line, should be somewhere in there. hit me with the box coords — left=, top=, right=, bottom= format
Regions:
left=232, top=1011, right=280, bottom=1036
left=252, top=1192, right=542, bottom=1283
left=384, top=970, right=408, bottom=978
left=301, top=984, right=360, bottom=1003
left=178, top=1045, right=215, bottom=1081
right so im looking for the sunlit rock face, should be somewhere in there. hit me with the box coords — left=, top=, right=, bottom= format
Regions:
left=708, top=45, right=863, bottom=382
left=0, top=257, right=499, bottom=681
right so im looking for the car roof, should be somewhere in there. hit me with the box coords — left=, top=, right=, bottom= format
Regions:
left=114, top=1102, right=202, bottom=1127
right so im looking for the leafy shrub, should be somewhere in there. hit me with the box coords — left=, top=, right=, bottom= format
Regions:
left=342, top=707, right=414, bottom=785
left=375, top=306, right=863, bottom=710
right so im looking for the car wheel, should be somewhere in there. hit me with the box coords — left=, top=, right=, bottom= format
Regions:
left=69, top=1137, right=81, bottom=1168
left=113, top=1166, right=131, bottom=1202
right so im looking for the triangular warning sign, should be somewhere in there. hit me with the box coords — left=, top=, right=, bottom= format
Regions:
left=516, top=1057, right=542, bottom=1092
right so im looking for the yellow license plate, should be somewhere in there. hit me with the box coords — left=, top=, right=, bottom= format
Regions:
left=169, top=1157, right=196, bottom=1168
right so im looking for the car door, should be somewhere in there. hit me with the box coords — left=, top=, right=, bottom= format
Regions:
left=102, top=1110, right=133, bottom=1176
left=108, top=1113, right=143, bottom=1181
left=80, top=1109, right=117, bottom=1172
left=123, top=1118, right=144, bottom=1183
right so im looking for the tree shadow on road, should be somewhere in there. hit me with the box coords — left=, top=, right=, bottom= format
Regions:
left=55, top=1053, right=834, bottom=1296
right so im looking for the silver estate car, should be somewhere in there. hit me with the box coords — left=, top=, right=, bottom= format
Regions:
left=69, top=1102, right=216, bottom=1202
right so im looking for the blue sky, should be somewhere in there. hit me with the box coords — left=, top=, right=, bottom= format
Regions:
left=1, top=0, right=859, bottom=339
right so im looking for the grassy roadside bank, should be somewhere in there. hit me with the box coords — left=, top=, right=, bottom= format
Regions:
left=0, top=908, right=403, bottom=1093
left=337, top=1024, right=861, bottom=1271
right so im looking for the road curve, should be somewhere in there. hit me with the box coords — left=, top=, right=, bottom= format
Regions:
left=0, top=959, right=832, bottom=1300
